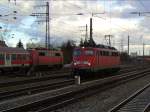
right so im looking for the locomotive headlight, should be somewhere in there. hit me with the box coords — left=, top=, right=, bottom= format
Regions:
left=74, top=62, right=77, bottom=66
left=88, top=62, right=91, bottom=66
left=74, top=61, right=80, bottom=66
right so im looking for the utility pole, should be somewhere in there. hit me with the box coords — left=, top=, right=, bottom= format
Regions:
left=89, top=18, right=96, bottom=46
left=128, top=35, right=130, bottom=55
left=90, top=18, right=93, bottom=41
left=143, top=42, right=145, bottom=63
left=143, top=42, right=145, bottom=57
left=120, top=38, right=124, bottom=52
left=104, top=34, right=113, bottom=46
left=31, top=2, right=51, bottom=49
left=46, top=2, right=50, bottom=49
left=85, top=24, right=88, bottom=41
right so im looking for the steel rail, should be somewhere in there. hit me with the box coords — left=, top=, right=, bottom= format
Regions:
left=0, top=72, right=70, bottom=88
left=36, top=70, right=150, bottom=112
left=109, top=82, right=150, bottom=112
left=118, top=65, right=149, bottom=74
left=0, top=65, right=146, bottom=102
left=0, top=68, right=150, bottom=112
left=0, top=78, right=74, bottom=101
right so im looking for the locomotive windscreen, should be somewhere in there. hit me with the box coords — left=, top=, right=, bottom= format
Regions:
left=73, top=49, right=81, bottom=56
left=84, top=50, right=94, bottom=56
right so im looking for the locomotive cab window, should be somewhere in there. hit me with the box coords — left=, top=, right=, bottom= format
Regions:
left=103, top=51, right=106, bottom=56
left=12, top=54, right=16, bottom=60
left=23, top=54, right=26, bottom=60
left=0, top=53, right=4, bottom=60
left=73, top=50, right=81, bottom=56
left=55, top=53, right=61, bottom=56
left=6, top=54, right=10, bottom=60
left=17, top=54, right=21, bottom=60
left=84, top=50, right=94, bottom=56
left=39, top=52, right=46, bottom=56
left=100, top=51, right=103, bottom=55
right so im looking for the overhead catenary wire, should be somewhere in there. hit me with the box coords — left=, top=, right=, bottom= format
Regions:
left=137, top=0, right=149, bottom=12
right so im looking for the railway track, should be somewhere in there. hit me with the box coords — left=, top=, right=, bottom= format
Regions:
left=0, top=65, right=143, bottom=101
left=0, top=72, right=70, bottom=88
left=0, top=77, right=74, bottom=101
left=0, top=64, right=144, bottom=89
left=109, top=82, right=150, bottom=112
left=0, top=68, right=70, bottom=77
left=0, top=72, right=73, bottom=101
left=119, top=65, right=148, bottom=74
left=0, top=67, right=150, bottom=112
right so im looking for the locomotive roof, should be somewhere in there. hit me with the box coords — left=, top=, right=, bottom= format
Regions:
left=75, top=46, right=117, bottom=51
left=28, top=49, right=62, bottom=53
left=0, top=47, right=29, bottom=53
left=96, top=44, right=117, bottom=50
left=27, top=48, right=62, bottom=52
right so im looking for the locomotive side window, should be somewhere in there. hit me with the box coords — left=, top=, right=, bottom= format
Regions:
left=17, top=54, right=21, bottom=60
left=6, top=54, right=10, bottom=60
left=73, top=50, right=81, bottom=56
left=49, top=52, right=55, bottom=57
left=55, top=53, right=61, bottom=56
left=12, top=54, right=16, bottom=60
left=109, top=52, right=112, bottom=56
left=98, top=51, right=102, bottom=56
left=23, top=54, right=26, bottom=60
left=112, top=52, right=115, bottom=56
left=39, top=52, right=46, bottom=56
left=102, top=51, right=109, bottom=56
left=103, top=51, right=106, bottom=56
left=85, top=50, right=94, bottom=55
left=26, top=54, right=30, bottom=60
left=106, top=51, right=109, bottom=56
left=112, top=52, right=118, bottom=56
left=0, top=53, right=4, bottom=60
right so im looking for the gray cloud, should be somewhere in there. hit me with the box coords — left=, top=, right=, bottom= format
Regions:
left=1, top=0, right=150, bottom=54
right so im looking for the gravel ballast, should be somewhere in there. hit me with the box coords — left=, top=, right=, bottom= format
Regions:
left=54, top=73, right=150, bottom=112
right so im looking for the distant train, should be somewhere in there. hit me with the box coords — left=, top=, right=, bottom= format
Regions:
left=0, top=47, right=63, bottom=74
left=72, top=45, right=120, bottom=75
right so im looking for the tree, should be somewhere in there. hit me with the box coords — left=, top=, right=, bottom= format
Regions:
left=61, top=40, right=76, bottom=64
left=16, top=40, right=24, bottom=48
left=79, top=38, right=84, bottom=47
left=83, top=37, right=88, bottom=47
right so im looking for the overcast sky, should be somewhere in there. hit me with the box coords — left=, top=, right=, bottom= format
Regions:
left=0, top=0, right=150, bottom=55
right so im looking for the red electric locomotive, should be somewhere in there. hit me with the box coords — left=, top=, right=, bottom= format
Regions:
left=0, top=47, right=63, bottom=74
left=29, top=48, right=63, bottom=68
left=72, top=45, right=120, bottom=75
